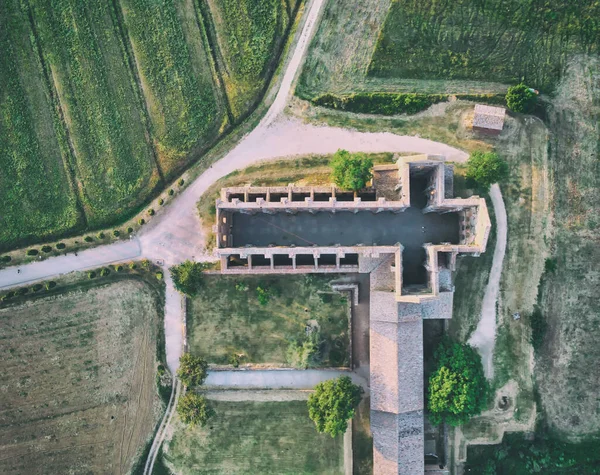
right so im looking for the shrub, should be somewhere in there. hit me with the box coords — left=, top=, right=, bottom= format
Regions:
left=17, top=287, right=29, bottom=295
left=228, top=353, right=241, bottom=368
left=84, top=236, right=93, bottom=242
left=100, top=268, right=109, bottom=277
left=113, top=229, right=120, bottom=237
left=287, top=331, right=321, bottom=369
left=170, top=261, right=208, bottom=295
left=177, top=392, right=214, bottom=427
left=156, top=271, right=163, bottom=280
left=115, top=265, right=123, bottom=272
left=331, top=149, right=373, bottom=191
left=127, top=227, right=134, bottom=233
left=427, top=339, right=488, bottom=426
left=506, top=83, right=537, bottom=113
left=530, top=305, right=547, bottom=351
left=32, top=283, right=43, bottom=292
left=466, top=151, right=509, bottom=190
left=138, top=218, right=145, bottom=225
left=178, top=178, right=185, bottom=186
left=312, top=92, right=447, bottom=115
left=544, top=257, right=557, bottom=274
left=56, top=242, right=66, bottom=250
left=168, top=189, right=174, bottom=196
left=308, top=376, right=363, bottom=437
left=177, top=353, right=209, bottom=387
left=141, top=259, right=150, bottom=269
left=235, top=282, right=249, bottom=292
left=128, top=262, right=136, bottom=270
left=158, top=198, right=164, bottom=205
left=256, top=286, right=271, bottom=306
left=88, top=271, right=96, bottom=279
left=26, top=249, right=38, bottom=256
left=148, top=208, right=155, bottom=216
left=2, top=291, right=15, bottom=300
left=1, top=255, right=11, bottom=263
left=41, top=245, right=52, bottom=253
left=45, top=281, right=56, bottom=290
left=97, top=232, right=105, bottom=239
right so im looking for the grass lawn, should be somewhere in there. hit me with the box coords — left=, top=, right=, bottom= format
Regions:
left=119, top=0, right=225, bottom=175
left=162, top=400, right=345, bottom=474
left=206, top=0, right=292, bottom=120
left=0, top=0, right=81, bottom=251
left=369, top=0, right=600, bottom=92
left=187, top=274, right=350, bottom=367
left=0, top=277, right=164, bottom=474
left=29, top=0, right=161, bottom=226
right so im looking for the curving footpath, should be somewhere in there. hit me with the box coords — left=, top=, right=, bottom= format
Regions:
left=468, top=184, right=508, bottom=379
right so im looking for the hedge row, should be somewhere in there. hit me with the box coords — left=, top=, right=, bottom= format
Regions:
left=311, top=92, right=507, bottom=116
left=312, top=92, right=447, bottom=115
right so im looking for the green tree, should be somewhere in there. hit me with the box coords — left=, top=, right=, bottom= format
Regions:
left=506, top=83, right=537, bottom=113
left=177, top=392, right=214, bottom=427
left=427, top=339, right=488, bottom=426
left=330, top=150, right=373, bottom=191
left=170, top=260, right=207, bottom=296
left=308, top=376, right=363, bottom=437
left=177, top=353, right=209, bottom=387
left=466, top=151, right=509, bottom=189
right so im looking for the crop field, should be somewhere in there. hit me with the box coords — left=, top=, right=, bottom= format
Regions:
left=0, top=277, right=163, bottom=474
left=206, top=0, right=292, bottom=119
left=369, top=0, right=600, bottom=92
left=119, top=0, right=225, bottom=175
left=29, top=0, right=161, bottom=226
left=161, top=399, right=345, bottom=474
left=187, top=274, right=350, bottom=367
left=0, top=0, right=81, bottom=250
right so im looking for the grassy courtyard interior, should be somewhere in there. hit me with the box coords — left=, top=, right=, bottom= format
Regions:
left=0, top=277, right=164, bottom=474
left=161, top=399, right=345, bottom=474
left=187, top=274, right=350, bottom=367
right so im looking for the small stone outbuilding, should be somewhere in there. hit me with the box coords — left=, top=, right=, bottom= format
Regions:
left=472, top=104, right=505, bottom=135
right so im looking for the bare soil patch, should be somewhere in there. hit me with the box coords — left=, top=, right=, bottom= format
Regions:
left=0, top=278, right=163, bottom=474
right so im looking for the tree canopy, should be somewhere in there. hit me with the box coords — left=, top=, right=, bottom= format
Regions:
left=176, top=353, right=208, bottom=388
left=330, top=150, right=373, bottom=191
left=307, top=376, right=363, bottom=437
left=466, top=151, right=509, bottom=189
left=506, top=83, right=537, bottom=113
left=427, top=339, right=488, bottom=426
left=170, top=260, right=208, bottom=296
left=177, top=392, right=214, bottom=427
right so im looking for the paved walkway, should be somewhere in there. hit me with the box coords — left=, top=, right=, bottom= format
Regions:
left=468, top=184, right=508, bottom=379
left=204, top=369, right=369, bottom=390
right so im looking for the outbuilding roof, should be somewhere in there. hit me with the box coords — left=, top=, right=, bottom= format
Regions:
left=473, top=104, right=505, bottom=131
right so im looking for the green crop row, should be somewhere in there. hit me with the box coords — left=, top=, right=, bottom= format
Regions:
left=29, top=0, right=160, bottom=225
left=209, top=0, right=289, bottom=119
left=369, top=0, right=600, bottom=91
left=0, top=0, right=81, bottom=251
left=120, top=0, right=222, bottom=174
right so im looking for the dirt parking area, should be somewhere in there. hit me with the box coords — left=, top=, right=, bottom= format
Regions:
left=0, top=278, right=163, bottom=474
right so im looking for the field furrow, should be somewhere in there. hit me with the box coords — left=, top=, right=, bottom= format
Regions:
left=0, top=0, right=81, bottom=251
left=28, top=0, right=161, bottom=226
left=119, top=0, right=224, bottom=176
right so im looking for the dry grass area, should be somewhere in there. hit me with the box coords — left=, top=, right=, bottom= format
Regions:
left=536, top=57, right=600, bottom=439
left=0, top=277, right=163, bottom=474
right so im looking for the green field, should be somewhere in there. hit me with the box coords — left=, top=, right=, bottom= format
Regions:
left=29, top=0, right=161, bottom=225
left=0, top=0, right=81, bottom=250
left=369, top=0, right=600, bottom=92
left=162, top=399, right=345, bottom=474
left=187, top=274, right=350, bottom=367
left=120, top=0, right=225, bottom=175
left=206, top=0, right=292, bottom=119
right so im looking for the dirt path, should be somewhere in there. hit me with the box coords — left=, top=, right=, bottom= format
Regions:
left=468, top=184, right=508, bottom=378
left=204, top=369, right=369, bottom=391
